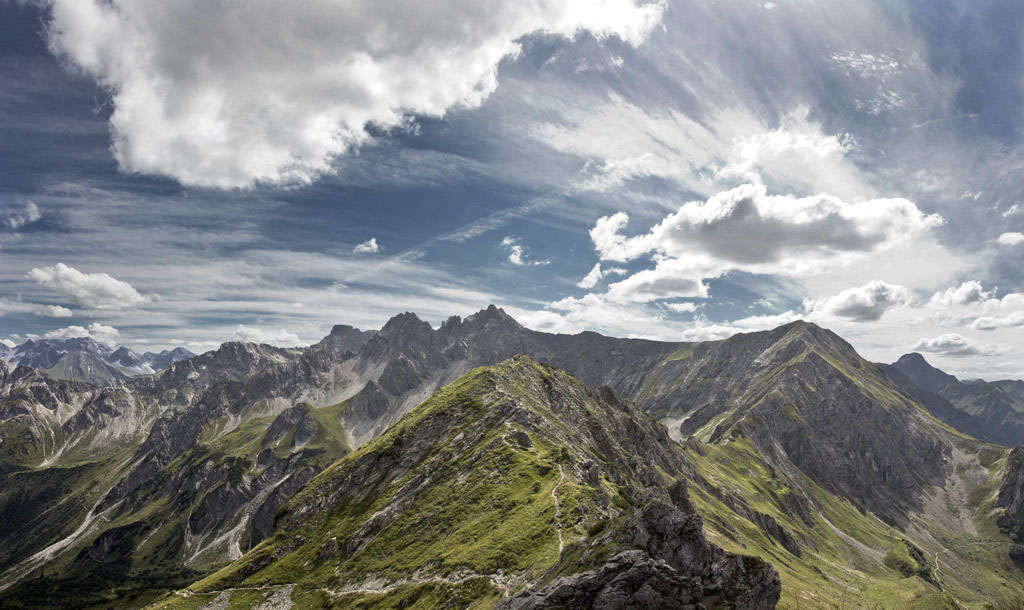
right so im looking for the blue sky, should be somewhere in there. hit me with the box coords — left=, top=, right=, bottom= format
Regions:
left=1, top=0, right=1022, bottom=379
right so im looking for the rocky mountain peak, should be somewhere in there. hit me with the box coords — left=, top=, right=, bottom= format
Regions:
left=464, top=303, right=520, bottom=327
left=142, top=347, right=196, bottom=371
left=891, top=352, right=959, bottom=393
left=316, top=323, right=375, bottom=354
left=108, top=346, right=146, bottom=366
left=378, top=311, right=432, bottom=337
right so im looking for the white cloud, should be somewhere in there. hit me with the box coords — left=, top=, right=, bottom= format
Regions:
left=997, top=232, right=1024, bottom=246
left=233, top=325, right=302, bottom=347
left=0, top=299, right=74, bottom=318
left=576, top=262, right=625, bottom=289
left=1003, top=204, right=1021, bottom=217
left=37, top=304, right=74, bottom=318
left=27, top=263, right=148, bottom=309
left=677, top=311, right=802, bottom=342
left=730, top=311, right=804, bottom=331
left=5, top=201, right=41, bottom=230
left=921, top=283, right=1024, bottom=331
left=590, top=182, right=942, bottom=303
left=502, top=236, right=549, bottom=266
left=47, top=0, right=663, bottom=188
left=353, top=238, right=380, bottom=254
left=929, top=280, right=992, bottom=307
left=972, top=311, right=1024, bottom=331
left=185, top=340, right=223, bottom=352
left=716, top=109, right=863, bottom=199
left=514, top=293, right=675, bottom=338
left=577, top=263, right=604, bottom=289
left=537, top=103, right=872, bottom=201
left=44, top=322, right=121, bottom=347
left=663, top=301, right=698, bottom=313
left=804, top=280, right=910, bottom=322
left=679, top=322, right=743, bottom=342
left=910, top=333, right=1012, bottom=357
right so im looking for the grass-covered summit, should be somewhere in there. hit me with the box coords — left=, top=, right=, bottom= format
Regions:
left=149, top=356, right=780, bottom=609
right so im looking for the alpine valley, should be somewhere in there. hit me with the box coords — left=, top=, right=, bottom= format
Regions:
left=1, top=306, right=1023, bottom=610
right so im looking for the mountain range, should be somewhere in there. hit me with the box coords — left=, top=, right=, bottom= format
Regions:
left=1, top=338, right=194, bottom=385
left=0, top=305, right=1022, bottom=609
left=879, top=352, right=1024, bottom=447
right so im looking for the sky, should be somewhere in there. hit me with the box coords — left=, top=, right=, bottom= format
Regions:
left=0, top=0, right=1022, bottom=379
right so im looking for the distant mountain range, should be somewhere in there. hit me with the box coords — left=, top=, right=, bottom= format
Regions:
left=1, top=338, right=194, bottom=385
left=1, top=306, right=1022, bottom=609
left=879, top=351, right=1024, bottom=446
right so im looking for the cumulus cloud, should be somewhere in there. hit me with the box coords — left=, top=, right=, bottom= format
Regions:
left=805, top=280, right=910, bottom=322
left=929, top=281, right=992, bottom=307
left=576, top=263, right=625, bottom=289
left=502, top=236, right=549, bottom=266
left=47, top=0, right=663, bottom=188
left=997, top=232, right=1024, bottom=246
left=922, top=284, right=1024, bottom=331
left=591, top=183, right=942, bottom=303
left=972, top=311, right=1024, bottom=331
left=5, top=201, right=41, bottom=230
left=353, top=238, right=380, bottom=254
left=27, top=263, right=148, bottom=309
left=910, top=333, right=1012, bottom=357
left=44, top=322, right=121, bottom=346
left=36, top=304, right=73, bottom=318
left=233, top=325, right=302, bottom=346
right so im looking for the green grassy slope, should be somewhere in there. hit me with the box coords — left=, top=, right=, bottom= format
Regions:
left=147, top=357, right=777, bottom=609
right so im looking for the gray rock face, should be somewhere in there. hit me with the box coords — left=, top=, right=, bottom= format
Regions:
left=106, top=347, right=149, bottom=370
left=877, top=364, right=993, bottom=442
left=882, top=353, right=1024, bottom=446
left=7, top=337, right=113, bottom=370
left=501, top=481, right=780, bottom=610
left=994, top=379, right=1024, bottom=400
left=264, top=403, right=313, bottom=445
left=997, top=447, right=1024, bottom=542
left=315, top=324, right=375, bottom=355
left=143, top=347, right=196, bottom=371
left=626, top=322, right=950, bottom=522
left=502, top=551, right=704, bottom=610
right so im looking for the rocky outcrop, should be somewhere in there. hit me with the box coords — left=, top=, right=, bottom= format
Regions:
left=502, top=551, right=706, bottom=609
left=143, top=347, right=196, bottom=371
left=315, top=324, right=374, bottom=355
left=503, top=479, right=780, bottom=610
left=997, top=447, right=1024, bottom=542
